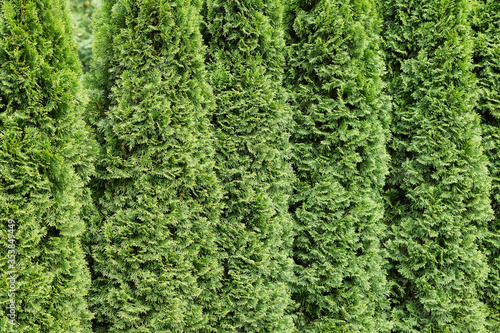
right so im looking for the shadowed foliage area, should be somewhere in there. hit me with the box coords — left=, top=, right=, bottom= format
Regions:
left=70, top=0, right=99, bottom=72
left=381, top=0, right=494, bottom=331
left=202, top=0, right=296, bottom=331
left=472, top=0, right=500, bottom=330
left=284, top=0, right=391, bottom=331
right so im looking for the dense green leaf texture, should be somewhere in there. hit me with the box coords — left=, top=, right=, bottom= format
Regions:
left=202, top=0, right=296, bottom=331
left=0, top=0, right=95, bottom=331
left=382, top=0, right=493, bottom=331
left=472, top=0, right=500, bottom=329
left=285, top=0, right=391, bottom=331
left=85, top=0, right=223, bottom=331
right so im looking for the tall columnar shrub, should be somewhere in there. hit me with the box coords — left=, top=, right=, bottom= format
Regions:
left=284, top=0, right=391, bottom=331
left=472, top=0, right=500, bottom=328
left=85, top=0, right=222, bottom=331
left=381, top=1, right=493, bottom=331
left=0, top=0, right=95, bottom=331
left=202, top=0, right=296, bottom=331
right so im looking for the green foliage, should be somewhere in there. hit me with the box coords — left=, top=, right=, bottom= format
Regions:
left=285, top=0, right=391, bottom=331
left=202, top=0, right=296, bottom=331
left=0, top=0, right=95, bottom=331
left=85, top=0, right=223, bottom=331
left=472, top=0, right=500, bottom=329
left=381, top=0, right=493, bottom=331
left=70, top=0, right=100, bottom=72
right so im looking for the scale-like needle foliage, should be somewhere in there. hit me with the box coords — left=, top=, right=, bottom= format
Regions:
left=0, top=0, right=95, bottom=331
left=202, top=0, right=296, bottom=331
left=472, top=0, right=500, bottom=329
left=285, top=0, right=391, bottom=331
left=382, top=0, right=493, bottom=331
left=85, top=0, right=222, bottom=331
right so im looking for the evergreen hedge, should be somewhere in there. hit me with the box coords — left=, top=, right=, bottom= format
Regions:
left=0, top=0, right=95, bottom=331
left=2, top=0, right=499, bottom=331
left=472, top=0, right=500, bottom=329
left=202, top=0, right=296, bottom=331
left=382, top=0, right=494, bottom=331
left=285, top=0, right=391, bottom=331
left=85, top=0, right=223, bottom=331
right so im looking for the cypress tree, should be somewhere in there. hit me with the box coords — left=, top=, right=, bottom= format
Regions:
left=85, top=0, right=222, bottom=331
left=284, top=0, right=391, bottom=331
left=0, top=0, right=94, bottom=331
left=381, top=1, right=493, bottom=331
left=202, top=0, right=296, bottom=331
left=472, top=0, right=500, bottom=329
